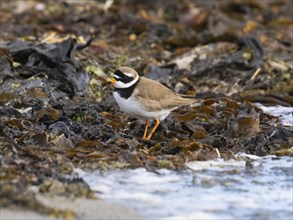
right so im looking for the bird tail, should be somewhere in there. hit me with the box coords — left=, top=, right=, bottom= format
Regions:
left=178, top=95, right=200, bottom=107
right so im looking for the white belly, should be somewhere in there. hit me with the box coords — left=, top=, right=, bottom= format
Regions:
left=113, top=92, right=171, bottom=120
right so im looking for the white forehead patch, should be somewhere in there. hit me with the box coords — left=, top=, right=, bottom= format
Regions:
left=113, top=74, right=120, bottom=79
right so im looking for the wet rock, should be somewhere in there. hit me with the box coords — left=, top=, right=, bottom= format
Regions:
left=143, top=64, right=183, bottom=88
left=0, top=48, right=15, bottom=83
left=81, top=125, right=103, bottom=140
left=5, top=38, right=89, bottom=97
left=48, top=121, right=75, bottom=138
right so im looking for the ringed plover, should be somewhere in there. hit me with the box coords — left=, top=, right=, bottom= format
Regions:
left=111, top=66, right=196, bottom=140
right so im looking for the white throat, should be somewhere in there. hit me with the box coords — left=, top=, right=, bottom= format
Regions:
left=115, top=73, right=139, bottom=89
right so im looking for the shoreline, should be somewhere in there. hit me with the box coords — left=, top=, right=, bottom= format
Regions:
left=1, top=195, right=144, bottom=220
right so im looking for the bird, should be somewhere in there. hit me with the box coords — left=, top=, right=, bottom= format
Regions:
left=110, top=66, right=196, bottom=140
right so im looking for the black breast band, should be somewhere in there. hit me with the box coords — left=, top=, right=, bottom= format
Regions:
left=114, top=78, right=140, bottom=99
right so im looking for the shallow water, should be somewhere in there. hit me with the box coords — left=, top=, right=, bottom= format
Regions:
left=255, top=103, right=293, bottom=126
left=76, top=105, right=292, bottom=219
left=76, top=155, right=293, bottom=219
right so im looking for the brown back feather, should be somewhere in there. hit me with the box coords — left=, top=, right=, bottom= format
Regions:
left=134, top=77, right=195, bottom=111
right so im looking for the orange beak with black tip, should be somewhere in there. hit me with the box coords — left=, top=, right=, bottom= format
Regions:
left=110, top=78, right=117, bottom=85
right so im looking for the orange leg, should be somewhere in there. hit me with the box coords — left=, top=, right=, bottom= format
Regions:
left=143, top=119, right=149, bottom=140
left=146, top=118, right=160, bottom=140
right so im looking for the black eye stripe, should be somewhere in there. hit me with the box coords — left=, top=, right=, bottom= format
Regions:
left=120, top=77, right=134, bottom=84
left=114, top=70, right=125, bottom=78
left=113, top=69, right=134, bottom=83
